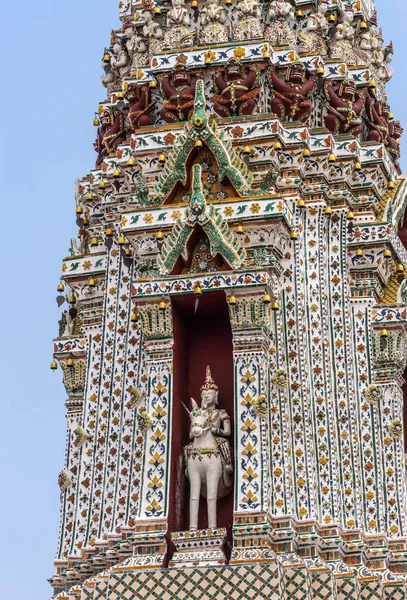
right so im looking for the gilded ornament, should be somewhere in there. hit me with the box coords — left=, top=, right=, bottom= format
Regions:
left=365, top=384, right=383, bottom=405
left=58, top=470, right=71, bottom=491
left=137, top=409, right=152, bottom=433
left=272, top=368, right=288, bottom=390
left=253, top=394, right=268, bottom=418
left=388, top=418, right=402, bottom=440
left=129, top=387, right=143, bottom=408
left=73, top=426, right=87, bottom=447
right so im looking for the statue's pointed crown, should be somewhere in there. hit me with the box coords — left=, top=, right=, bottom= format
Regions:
left=200, top=365, right=218, bottom=391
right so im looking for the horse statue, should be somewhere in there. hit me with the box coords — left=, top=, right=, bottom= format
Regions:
left=183, top=367, right=233, bottom=531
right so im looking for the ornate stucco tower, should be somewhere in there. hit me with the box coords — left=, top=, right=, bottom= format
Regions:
left=49, top=0, right=407, bottom=598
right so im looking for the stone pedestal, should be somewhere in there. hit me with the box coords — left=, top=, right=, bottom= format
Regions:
left=169, top=528, right=228, bottom=568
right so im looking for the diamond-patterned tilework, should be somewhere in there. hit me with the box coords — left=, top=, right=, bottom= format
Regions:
left=76, top=561, right=407, bottom=600
left=311, top=571, right=336, bottom=600
left=282, top=567, right=310, bottom=600
left=383, top=585, right=406, bottom=600
left=359, top=580, right=382, bottom=600
left=81, top=586, right=94, bottom=600
left=336, top=576, right=358, bottom=600
left=108, top=563, right=282, bottom=600
left=94, top=577, right=108, bottom=600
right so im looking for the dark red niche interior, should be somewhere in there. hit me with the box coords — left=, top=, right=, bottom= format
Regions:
left=169, top=291, right=234, bottom=544
left=398, top=220, right=407, bottom=252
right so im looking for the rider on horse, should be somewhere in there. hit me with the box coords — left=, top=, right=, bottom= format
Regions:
left=188, top=366, right=233, bottom=475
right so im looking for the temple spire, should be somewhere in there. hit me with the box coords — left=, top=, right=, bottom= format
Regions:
left=48, top=0, right=407, bottom=597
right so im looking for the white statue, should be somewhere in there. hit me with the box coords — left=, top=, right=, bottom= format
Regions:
left=298, top=0, right=328, bottom=55
left=163, top=0, right=194, bottom=48
left=142, top=11, right=164, bottom=57
left=265, top=1, right=296, bottom=47
left=184, top=366, right=233, bottom=531
left=70, top=237, right=81, bottom=256
left=131, top=34, right=149, bottom=73
left=200, top=0, right=229, bottom=45
left=298, top=15, right=325, bottom=55
left=123, top=24, right=149, bottom=72
left=370, top=24, right=382, bottom=53
left=101, top=41, right=130, bottom=89
left=373, top=41, right=394, bottom=95
left=382, top=42, right=394, bottom=81
left=316, top=0, right=329, bottom=31
left=111, top=41, right=130, bottom=79
left=232, top=0, right=263, bottom=41
left=342, top=4, right=355, bottom=42
left=354, top=27, right=373, bottom=65
left=61, top=310, right=76, bottom=337
left=329, top=23, right=357, bottom=63
left=365, top=27, right=384, bottom=74
left=327, top=3, right=357, bottom=63
left=101, top=50, right=118, bottom=89
left=123, top=23, right=136, bottom=58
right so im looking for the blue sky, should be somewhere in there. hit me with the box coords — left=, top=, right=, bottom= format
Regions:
left=0, top=1, right=405, bottom=599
